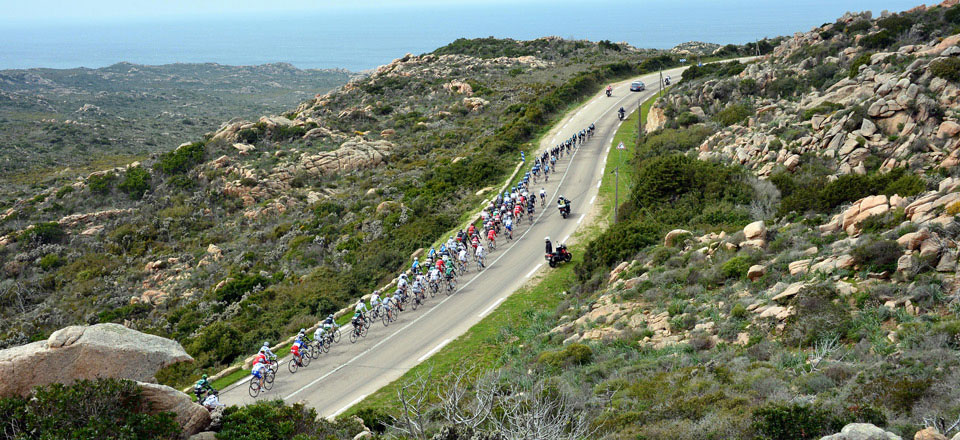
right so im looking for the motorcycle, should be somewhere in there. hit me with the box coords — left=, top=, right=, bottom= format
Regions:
left=664, top=76, right=671, bottom=86
left=617, top=108, right=625, bottom=121
left=606, top=89, right=612, bottom=97
left=558, top=201, right=571, bottom=219
left=545, top=244, right=572, bottom=268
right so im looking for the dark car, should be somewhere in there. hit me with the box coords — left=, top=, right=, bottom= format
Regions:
left=629, top=81, right=645, bottom=91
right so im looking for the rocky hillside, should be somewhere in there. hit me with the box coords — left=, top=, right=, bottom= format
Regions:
left=0, top=37, right=695, bottom=386
left=0, top=62, right=352, bottom=188
left=351, top=3, right=960, bottom=440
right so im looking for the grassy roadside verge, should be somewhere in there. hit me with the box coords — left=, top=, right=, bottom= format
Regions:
left=345, top=87, right=661, bottom=418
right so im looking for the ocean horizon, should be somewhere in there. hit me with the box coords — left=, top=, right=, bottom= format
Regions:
left=0, top=0, right=929, bottom=71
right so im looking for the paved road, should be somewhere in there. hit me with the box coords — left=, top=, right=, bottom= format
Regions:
left=221, top=65, right=692, bottom=416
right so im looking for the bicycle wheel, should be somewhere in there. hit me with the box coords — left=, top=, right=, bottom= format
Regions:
left=302, top=351, right=311, bottom=367
left=446, top=279, right=456, bottom=295
left=333, top=328, right=341, bottom=343
left=248, top=378, right=260, bottom=398
left=309, top=342, right=320, bottom=359
left=411, top=294, right=420, bottom=310
left=350, top=327, right=361, bottom=344
left=264, top=371, right=275, bottom=390
left=268, top=359, right=279, bottom=374
left=381, top=310, right=390, bottom=327
left=288, top=357, right=299, bottom=374
left=319, top=339, right=330, bottom=354
left=361, top=324, right=369, bottom=337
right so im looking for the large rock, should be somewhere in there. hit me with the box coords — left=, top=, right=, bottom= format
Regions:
left=300, top=139, right=394, bottom=177
left=138, top=382, right=211, bottom=436
left=914, top=427, right=948, bottom=440
left=0, top=323, right=192, bottom=397
left=747, top=265, right=766, bottom=281
left=819, top=423, right=902, bottom=440
left=664, top=229, right=692, bottom=247
left=744, top=221, right=766, bottom=240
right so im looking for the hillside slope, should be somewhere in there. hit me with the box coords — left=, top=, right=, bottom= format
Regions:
left=0, top=62, right=352, bottom=187
left=0, top=38, right=735, bottom=388
left=354, top=3, right=960, bottom=440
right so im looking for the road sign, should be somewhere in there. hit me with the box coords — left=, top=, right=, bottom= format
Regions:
left=679, top=58, right=686, bottom=63
left=617, top=142, right=625, bottom=150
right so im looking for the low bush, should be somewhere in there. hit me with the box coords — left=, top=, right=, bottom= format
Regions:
left=721, top=255, right=753, bottom=280
left=931, top=57, right=960, bottom=83
left=118, top=166, right=151, bottom=200
left=87, top=172, right=116, bottom=195
left=219, top=400, right=363, bottom=440
left=21, top=222, right=64, bottom=245
left=751, top=403, right=838, bottom=440
left=783, top=284, right=849, bottom=346
left=214, top=274, right=271, bottom=303
left=859, top=30, right=896, bottom=50
left=154, top=141, right=205, bottom=175
left=537, top=343, right=593, bottom=368
left=38, top=253, right=63, bottom=270
left=0, top=379, right=179, bottom=440
left=802, top=101, right=844, bottom=120
left=716, top=103, right=753, bottom=126
left=848, top=52, right=874, bottom=78
left=851, top=238, right=900, bottom=273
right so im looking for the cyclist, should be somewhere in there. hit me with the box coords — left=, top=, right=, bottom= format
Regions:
left=351, top=310, right=366, bottom=330
left=354, top=300, right=368, bottom=325
left=427, top=247, right=437, bottom=260
left=291, top=335, right=305, bottom=367
left=411, top=257, right=421, bottom=275
left=475, top=243, right=486, bottom=268
left=458, top=245, right=468, bottom=267
left=411, top=278, right=424, bottom=302
left=194, top=374, right=215, bottom=401
left=391, top=290, right=405, bottom=312
left=260, top=341, right=276, bottom=361
left=202, top=390, right=225, bottom=410
left=397, top=273, right=409, bottom=294
left=313, top=325, right=326, bottom=343
left=429, top=265, right=441, bottom=288
left=370, top=290, right=382, bottom=311
left=321, top=314, right=338, bottom=333
left=251, top=354, right=268, bottom=386
left=487, top=227, right=497, bottom=248
left=444, top=263, right=456, bottom=283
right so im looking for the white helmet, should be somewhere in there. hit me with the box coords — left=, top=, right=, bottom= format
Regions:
left=545, top=236, right=550, bottom=241
left=262, top=341, right=270, bottom=347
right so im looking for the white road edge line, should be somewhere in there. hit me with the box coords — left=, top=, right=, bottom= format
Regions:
left=597, top=180, right=602, bottom=188
left=525, top=263, right=543, bottom=279
left=417, top=338, right=452, bottom=362
left=479, top=297, right=506, bottom=318
left=328, top=393, right=367, bottom=420
left=590, top=195, right=596, bottom=205
left=562, top=234, right=570, bottom=243
left=577, top=214, right=584, bottom=225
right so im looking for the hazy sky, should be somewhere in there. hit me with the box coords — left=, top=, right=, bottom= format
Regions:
left=0, top=0, right=520, bottom=24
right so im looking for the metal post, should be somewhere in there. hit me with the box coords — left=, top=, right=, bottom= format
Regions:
left=614, top=161, right=619, bottom=223
left=659, top=68, right=663, bottom=100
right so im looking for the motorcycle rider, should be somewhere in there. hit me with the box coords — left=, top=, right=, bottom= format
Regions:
left=194, top=374, right=215, bottom=401
left=545, top=236, right=553, bottom=255
left=618, top=106, right=625, bottom=120
left=605, top=85, right=613, bottom=96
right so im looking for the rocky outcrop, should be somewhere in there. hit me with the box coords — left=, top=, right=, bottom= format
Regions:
left=0, top=323, right=192, bottom=397
left=138, top=382, right=211, bottom=436
left=819, top=423, right=902, bottom=440
left=646, top=105, right=667, bottom=132
left=299, top=139, right=394, bottom=177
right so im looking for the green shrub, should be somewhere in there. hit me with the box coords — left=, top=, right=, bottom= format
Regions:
left=38, top=253, right=63, bottom=270
left=848, top=52, right=874, bottom=78
left=154, top=141, right=205, bottom=175
left=851, top=238, right=900, bottom=272
left=219, top=400, right=362, bottom=440
left=87, top=172, right=116, bottom=195
left=537, top=343, right=593, bottom=368
left=354, top=407, right=390, bottom=433
left=676, top=111, right=700, bottom=126
left=859, top=30, right=895, bottom=49
left=55, top=185, right=74, bottom=198
left=877, top=15, right=915, bottom=34
left=716, top=103, right=753, bottom=126
left=214, top=274, right=271, bottom=303
left=0, top=379, right=179, bottom=440
left=731, top=303, right=749, bottom=319
left=931, top=57, right=960, bottom=83
left=802, top=102, right=844, bottom=120
left=21, top=222, right=64, bottom=244
left=783, top=284, right=849, bottom=346
left=858, top=208, right=907, bottom=234
left=751, top=403, right=838, bottom=440
left=188, top=321, right=244, bottom=366
left=118, top=166, right=151, bottom=200
left=721, top=255, right=753, bottom=280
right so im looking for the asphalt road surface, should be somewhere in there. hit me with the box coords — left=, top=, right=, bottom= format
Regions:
left=221, top=65, right=694, bottom=416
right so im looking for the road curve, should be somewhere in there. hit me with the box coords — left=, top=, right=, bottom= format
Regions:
left=220, top=64, right=694, bottom=416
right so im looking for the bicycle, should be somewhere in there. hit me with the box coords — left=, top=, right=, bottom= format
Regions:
left=349, top=320, right=369, bottom=343
left=248, top=368, right=275, bottom=398
left=429, top=279, right=439, bottom=296
left=411, top=289, right=426, bottom=310
left=445, top=276, right=457, bottom=295
left=487, top=237, right=496, bottom=251
left=381, top=305, right=396, bottom=327
left=288, top=350, right=310, bottom=373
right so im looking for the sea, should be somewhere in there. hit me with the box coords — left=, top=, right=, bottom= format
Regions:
left=0, top=0, right=931, bottom=71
